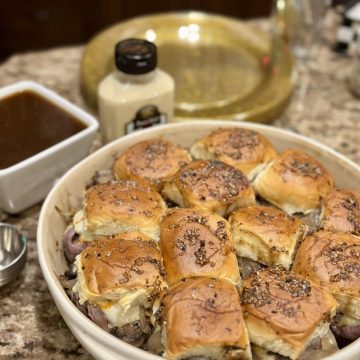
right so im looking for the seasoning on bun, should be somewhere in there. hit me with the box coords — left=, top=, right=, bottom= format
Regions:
left=161, top=277, right=251, bottom=360
left=229, top=205, right=307, bottom=270
left=73, top=181, right=167, bottom=241
left=190, top=128, right=277, bottom=180
left=160, top=207, right=241, bottom=287
left=253, top=150, right=334, bottom=214
left=321, top=188, right=360, bottom=236
left=73, top=233, right=167, bottom=331
left=162, top=160, right=255, bottom=217
left=293, top=230, right=360, bottom=339
left=113, top=138, right=191, bottom=191
left=241, top=267, right=338, bottom=360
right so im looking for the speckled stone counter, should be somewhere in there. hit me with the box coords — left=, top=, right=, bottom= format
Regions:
left=0, top=10, right=359, bottom=360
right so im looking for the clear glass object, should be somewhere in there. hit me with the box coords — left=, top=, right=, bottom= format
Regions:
left=273, top=0, right=329, bottom=112
left=82, top=12, right=294, bottom=123
left=291, top=0, right=327, bottom=63
left=274, top=0, right=328, bottom=68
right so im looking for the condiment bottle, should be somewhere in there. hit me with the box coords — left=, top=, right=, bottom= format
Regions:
left=98, top=38, right=174, bottom=142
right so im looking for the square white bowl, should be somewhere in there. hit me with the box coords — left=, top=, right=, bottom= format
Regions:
left=0, top=81, right=99, bottom=214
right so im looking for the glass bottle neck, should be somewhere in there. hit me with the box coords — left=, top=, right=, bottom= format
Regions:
left=116, top=70, right=156, bottom=84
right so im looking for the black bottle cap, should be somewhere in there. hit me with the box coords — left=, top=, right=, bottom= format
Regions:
left=115, top=38, right=157, bottom=75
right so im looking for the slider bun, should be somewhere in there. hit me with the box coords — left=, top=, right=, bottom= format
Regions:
left=191, top=127, right=277, bottom=180
left=75, top=233, right=167, bottom=327
left=229, top=205, right=307, bottom=270
left=113, top=138, right=191, bottom=191
left=253, top=149, right=334, bottom=214
left=293, top=230, right=360, bottom=322
left=77, top=232, right=165, bottom=297
left=79, top=181, right=166, bottom=241
left=241, top=268, right=338, bottom=360
left=162, top=277, right=251, bottom=360
left=162, top=160, right=255, bottom=217
left=321, top=188, right=360, bottom=236
left=160, top=207, right=241, bottom=287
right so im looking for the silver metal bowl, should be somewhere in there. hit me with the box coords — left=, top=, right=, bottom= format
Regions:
left=0, top=223, right=27, bottom=287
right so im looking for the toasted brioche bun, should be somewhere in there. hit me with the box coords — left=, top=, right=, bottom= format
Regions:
left=253, top=150, right=334, bottom=215
left=160, top=207, right=241, bottom=287
left=74, top=233, right=167, bottom=328
left=229, top=205, right=307, bottom=269
left=162, top=277, right=251, bottom=360
left=162, top=160, right=255, bottom=217
left=113, top=138, right=191, bottom=191
left=321, top=188, right=360, bottom=236
left=293, top=230, right=360, bottom=322
left=73, top=181, right=166, bottom=241
left=190, top=127, right=276, bottom=180
left=241, top=267, right=338, bottom=360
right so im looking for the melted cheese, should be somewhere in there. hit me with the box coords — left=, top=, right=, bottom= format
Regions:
left=339, top=314, right=360, bottom=326
left=73, top=209, right=94, bottom=242
left=102, top=290, right=148, bottom=327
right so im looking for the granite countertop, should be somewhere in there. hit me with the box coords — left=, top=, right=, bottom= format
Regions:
left=1, top=10, right=360, bottom=360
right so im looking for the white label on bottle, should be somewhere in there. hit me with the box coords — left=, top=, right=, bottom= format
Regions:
left=125, top=105, right=167, bottom=134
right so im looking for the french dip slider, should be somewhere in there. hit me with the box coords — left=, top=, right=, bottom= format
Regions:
left=253, top=149, right=334, bottom=215
left=113, top=138, right=191, bottom=191
left=162, top=160, right=255, bottom=217
left=321, top=188, right=360, bottom=236
left=229, top=206, right=307, bottom=270
left=241, top=267, right=338, bottom=360
left=161, top=277, right=251, bottom=360
left=73, top=232, right=167, bottom=330
left=293, top=230, right=360, bottom=340
left=191, top=127, right=277, bottom=180
left=160, top=207, right=241, bottom=287
left=73, top=181, right=166, bottom=241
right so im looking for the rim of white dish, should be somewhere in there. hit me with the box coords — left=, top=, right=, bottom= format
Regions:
left=0, top=81, right=99, bottom=175
left=37, top=120, right=360, bottom=360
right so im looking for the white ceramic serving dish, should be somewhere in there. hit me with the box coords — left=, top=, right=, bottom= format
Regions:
left=0, top=81, right=99, bottom=214
left=37, top=121, right=360, bottom=360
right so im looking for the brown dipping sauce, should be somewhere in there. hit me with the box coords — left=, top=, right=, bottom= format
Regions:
left=0, top=90, right=87, bottom=170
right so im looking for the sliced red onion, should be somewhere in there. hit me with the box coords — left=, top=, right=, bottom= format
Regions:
left=63, top=226, right=88, bottom=263
left=112, top=322, right=147, bottom=347
left=86, top=303, right=109, bottom=332
left=332, top=324, right=360, bottom=341
left=68, top=291, right=88, bottom=316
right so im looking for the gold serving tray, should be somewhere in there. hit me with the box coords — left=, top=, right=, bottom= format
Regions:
left=81, top=12, right=293, bottom=123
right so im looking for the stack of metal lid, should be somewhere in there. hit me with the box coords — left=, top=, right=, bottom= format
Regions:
left=0, top=223, right=27, bottom=287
